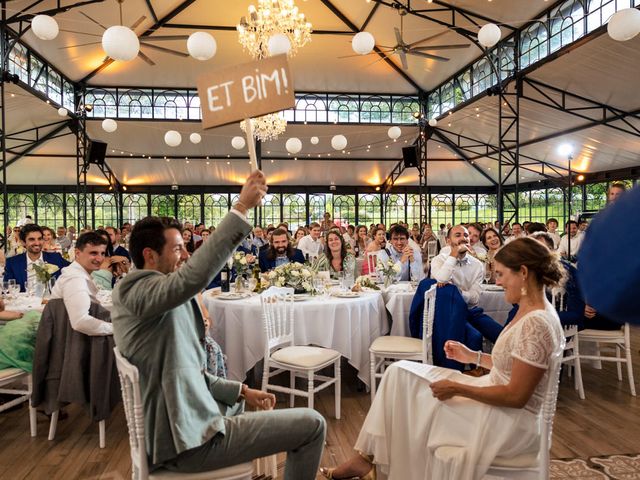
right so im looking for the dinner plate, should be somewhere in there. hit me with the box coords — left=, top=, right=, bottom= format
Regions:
left=217, top=293, right=249, bottom=300
left=293, top=295, right=311, bottom=302
left=482, top=284, right=504, bottom=292
left=332, top=291, right=361, bottom=298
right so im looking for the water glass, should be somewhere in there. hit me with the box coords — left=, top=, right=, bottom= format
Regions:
left=247, top=277, right=258, bottom=292
left=1, top=281, right=9, bottom=299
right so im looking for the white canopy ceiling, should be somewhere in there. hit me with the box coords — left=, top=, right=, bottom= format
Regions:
left=4, top=1, right=640, bottom=187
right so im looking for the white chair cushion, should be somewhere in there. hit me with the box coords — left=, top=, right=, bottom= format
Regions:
left=0, top=368, right=27, bottom=382
left=370, top=336, right=422, bottom=354
left=150, top=461, right=253, bottom=479
left=579, top=328, right=623, bottom=340
left=271, top=346, right=341, bottom=369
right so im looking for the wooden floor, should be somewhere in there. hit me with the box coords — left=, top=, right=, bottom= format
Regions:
left=1, top=327, right=639, bottom=480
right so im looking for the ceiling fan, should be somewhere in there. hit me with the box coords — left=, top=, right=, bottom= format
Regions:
left=58, top=0, right=189, bottom=66
left=344, top=6, right=471, bottom=69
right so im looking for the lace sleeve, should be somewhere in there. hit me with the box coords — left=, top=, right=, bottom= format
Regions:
left=510, top=313, right=555, bottom=369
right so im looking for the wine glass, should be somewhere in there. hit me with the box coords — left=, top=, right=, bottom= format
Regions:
left=1, top=281, right=9, bottom=299
left=484, top=262, right=493, bottom=284
left=247, top=277, right=258, bottom=293
left=7, top=279, right=16, bottom=298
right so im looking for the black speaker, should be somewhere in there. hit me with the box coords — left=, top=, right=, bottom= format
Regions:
left=86, top=139, right=107, bottom=165
left=402, top=145, right=418, bottom=168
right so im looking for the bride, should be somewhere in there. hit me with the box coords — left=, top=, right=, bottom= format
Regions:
left=321, top=237, right=566, bottom=480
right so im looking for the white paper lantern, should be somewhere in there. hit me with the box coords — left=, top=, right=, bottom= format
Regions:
left=102, top=118, right=118, bottom=133
left=478, top=23, right=501, bottom=48
left=352, top=31, right=375, bottom=55
left=387, top=126, right=401, bottom=140
left=164, top=130, right=182, bottom=147
left=31, top=15, right=59, bottom=41
left=285, top=137, right=302, bottom=154
left=57, top=107, right=68, bottom=117
left=310, top=136, right=319, bottom=145
left=428, top=118, right=438, bottom=127
left=102, top=25, right=140, bottom=61
left=607, top=8, right=640, bottom=42
left=267, top=34, right=291, bottom=56
left=231, top=136, right=246, bottom=150
left=190, top=133, right=202, bottom=144
left=331, top=134, right=347, bottom=151
left=187, top=32, right=217, bottom=60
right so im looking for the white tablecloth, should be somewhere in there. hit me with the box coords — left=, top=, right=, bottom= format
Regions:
left=203, top=291, right=388, bottom=386
left=3, top=291, right=113, bottom=315
left=383, top=283, right=513, bottom=337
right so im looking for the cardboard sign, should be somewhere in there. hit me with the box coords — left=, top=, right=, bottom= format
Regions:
left=197, top=55, right=295, bottom=130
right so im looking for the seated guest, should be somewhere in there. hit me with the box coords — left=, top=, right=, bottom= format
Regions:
left=385, top=224, right=424, bottom=282
left=195, top=228, right=210, bottom=249
left=49, top=232, right=113, bottom=336
left=481, top=227, right=505, bottom=283
left=251, top=226, right=268, bottom=251
left=546, top=218, right=561, bottom=248
left=292, top=227, right=308, bottom=247
left=467, top=223, right=487, bottom=257
left=362, top=227, right=389, bottom=275
left=505, top=222, right=524, bottom=243
left=56, top=226, right=72, bottom=252
left=105, top=226, right=131, bottom=260
left=578, top=220, right=589, bottom=235
left=112, top=171, right=325, bottom=477
left=353, top=225, right=370, bottom=258
left=258, top=228, right=305, bottom=272
left=420, top=223, right=441, bottom=254
left=297, top=222, right=323, bottom=259
left=314, top=230, right=355, bottom=276
left=320, top=212, right=336, bottom=232
left=41, top=227, right=62, bottom=254
left=4, top=224, right=69, bottom=292
left=182, top=228, right=196, bottom=254
left=323, top=237, right=565, bottom=480
left=525, top=222, right=547, bottom=235
left=607, top=181, right=626, bottom=204
left=92, top=229, right=131, bottom=289
left=558, top=220, right=582, bottom=260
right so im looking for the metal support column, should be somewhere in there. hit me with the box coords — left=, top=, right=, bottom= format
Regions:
left=497, top=78, right=521, bottom=225
left=0, top=3, right=8, bottom=249
left=75, top=87, right=89, bottom=229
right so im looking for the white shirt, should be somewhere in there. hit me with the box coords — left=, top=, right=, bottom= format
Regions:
left=26, top=253, right=44, bottom=291
left=297, top=234, right=323, bottom=258
left=50, top=261, right=113, bottom=336
left=469, top=242, right=487, bottom=257
left=548, top=232, right=561, bottom=249
left=386, top=245, right=424, bottom=282
left=558, top=234, right=582, bottom=258
left=430, top=251, right=484, bottom=306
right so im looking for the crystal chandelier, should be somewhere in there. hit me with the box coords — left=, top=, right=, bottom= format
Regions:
left=240, top=113, right=287, bottom=142
left=237, top=0, right=313, bottom=59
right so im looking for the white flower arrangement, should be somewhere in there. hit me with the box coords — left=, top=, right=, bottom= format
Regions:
left=262, top=262, right=315, bottom=292
left=354, top=276, right=380, bottom=291
left=376, top=258, right=401, bottom=286
left=232, top=251, right=251, bottom=276
left=475, top=252, right=488, bottom=263
left=30, top=262, right=59, bottom=283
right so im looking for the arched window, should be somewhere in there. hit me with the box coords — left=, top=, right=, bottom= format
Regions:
left=36, top=193, right=64, bottom=228
left=261, top=194, right=281, bottom=227
left=454, top=194, right=475, bottom=224
left=519, top=21, right=548, bottom=68
left=406, top=194, right=423, bottom=226
left=229, top=194, right=256, bottom=226
left=549, top=0, right=585, bottom=53
left=177, top=195, right=201, bottom=224
left=384, top=194, right=405, bottom=225
left=204, top=194, right=229, bottom=227
left=477, top=194, right=497, bottom=223
left=530, top=189, right=547, bottom=222
left=122, top=194, right=148, bottom=225
left=332, top=195, right=355, bottom=226
left=546, top=188, right=566, bottom=226
left=8, top=194, right=34, bottom=227
left=94, top=194, right=118, bottom=228
left=308, top=194, right=329, bottom=224
left=151, top=195, right=175, bottom=218
left=292, top=94, right=327, bottom=123
left=518, top=191, right=531, bottom=221
left=358, top=194, right=381, bottom=226
left=154, top=90, right=189, bottom=119
left=430, top=194, right=453, bottom=229
left=282, top=194, right=306, bottom=230
left=118, top=89, right=153, bottom=118
left=65, top=194, right=79, bottom=229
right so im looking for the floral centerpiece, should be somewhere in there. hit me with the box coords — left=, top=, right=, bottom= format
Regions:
left=352, top=275, right=380, bottom=291
left=262, top=262, right=314, bottom=293
left=231, top=251, right=255, bottom=292
left=30, top=262, right=59, bottom=297
left=376, top=258, right=401, bottom=288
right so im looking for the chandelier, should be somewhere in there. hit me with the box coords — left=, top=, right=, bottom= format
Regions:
left=237, top=0, right=313, bottom=59
left=240, top=113, right=288, bottom=142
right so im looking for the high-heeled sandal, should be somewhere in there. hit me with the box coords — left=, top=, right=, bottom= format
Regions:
left=319, top=452, right=376, bottom=480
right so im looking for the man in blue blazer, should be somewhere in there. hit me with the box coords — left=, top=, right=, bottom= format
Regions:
left=4, top=224, right=69, bottom=292
left=258, top=227, right=305, bottom=272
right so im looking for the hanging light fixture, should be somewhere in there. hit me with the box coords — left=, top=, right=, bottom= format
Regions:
left=31, top=15, right=59, bottom=40
left=240, top=113, right=287, bottom=142
left=237, top=0, right=312, bottom=59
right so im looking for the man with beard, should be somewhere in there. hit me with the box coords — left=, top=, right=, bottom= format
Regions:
left=258, top=227, right=305, bottom=272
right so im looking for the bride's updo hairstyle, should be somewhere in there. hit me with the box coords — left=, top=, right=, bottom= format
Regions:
left=494, top=237, right=566, bottom=289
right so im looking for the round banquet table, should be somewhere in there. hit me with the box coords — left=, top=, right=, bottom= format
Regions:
left=203, top=290, right=389, bottom=387
left=383, top=283, right=513, bottom=337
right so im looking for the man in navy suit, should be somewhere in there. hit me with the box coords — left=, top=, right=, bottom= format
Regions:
left=105, top=226, right=131, bottom=260
left=4, top=224, right=69, bottom=292
left=258, top=227, right=305, bottom=272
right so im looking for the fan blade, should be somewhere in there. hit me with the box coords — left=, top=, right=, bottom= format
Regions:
left=58, top=41, right=102, bottom=50
left=130, top=16, right=147, bottom=30
left=412, top=44, right=470, bottom=51
left=394, top=27, right=403, bottom=45
left=80, top=11, right=107, bottom=30
left=59, top=29, right=102, bottom=37
left=140, top=42, right=189, bottom=57
left=407, top=30, right=449, bottom=48
left=138, top=50, right=156, bottom=66
left=407, top=50, right=449, bottom=62
left=399, top=51, right=409, bottom=70
left=141, top=35, right=190, bottom=41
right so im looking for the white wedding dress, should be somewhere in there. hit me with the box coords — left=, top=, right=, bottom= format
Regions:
left=354, top=303, right=564, bottom=480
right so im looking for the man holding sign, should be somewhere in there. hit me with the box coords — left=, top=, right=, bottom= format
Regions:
left=112, top=170, right=326, bottom=478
